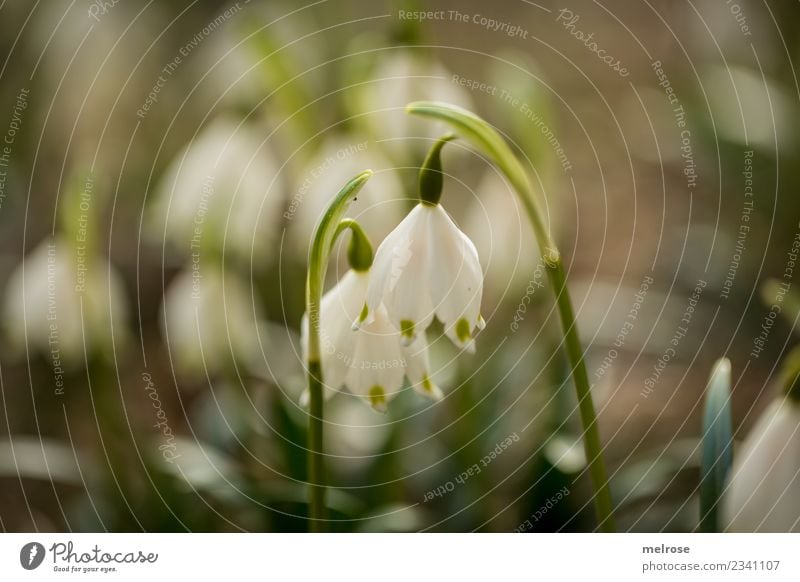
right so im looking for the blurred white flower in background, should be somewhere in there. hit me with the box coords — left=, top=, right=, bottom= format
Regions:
left=151, top=117, right=284, bottom=266
left=723, top=397, right=800, bottom=532
left=354, top=52, right=475, bottom=156
left=703, top=65, right=797, bottom=152
left=302, top=269, right=440, bottom=412
left=366, top=203, right=484, bottom=352
left=288, top=136, right=407, bottom=258
left=4, top=237, right=128, bottom=366
left=162, top=264, right=264, bottom=379
left=464, top=170, right=539, bottom=302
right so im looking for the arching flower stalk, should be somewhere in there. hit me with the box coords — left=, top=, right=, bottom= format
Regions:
left=406, top=101, right=616, bottom=531
left=304, top=171, right=372, bottom=531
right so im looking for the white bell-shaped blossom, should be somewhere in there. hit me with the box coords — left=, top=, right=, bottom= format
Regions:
left=722, top=398, right=800, bottom=532
left=365, top=203, right=484, bottom=351
left=150, top=117, right=284, bottom=265
left=162, top=264, right=264, bottom=379
left=302, top=269, right=440, bottom=412
left=4, top=237, right=128, bottom=366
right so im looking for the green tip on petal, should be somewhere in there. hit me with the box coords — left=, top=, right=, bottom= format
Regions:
left=455, top=318, right=472, bottom=344
left=455, top=318, right=476, bottom=353
left=368, top=386, right=387, bottom=413
left=477, top=314, right=486, bottom=330
left=421, top=375, right=443, bottom=401
left=352, top=303, right=369, bottom=330
left=400, top=319, right=415, bottom=344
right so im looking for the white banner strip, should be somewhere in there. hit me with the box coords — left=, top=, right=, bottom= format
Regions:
left=1, top=533, right=798, bottom=580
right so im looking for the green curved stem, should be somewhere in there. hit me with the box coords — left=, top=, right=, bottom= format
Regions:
left=305, top=170, right=372, bottom=532
left=419, top=133, right=457, bottom=206
left=407, top=101, right=616, bottom=532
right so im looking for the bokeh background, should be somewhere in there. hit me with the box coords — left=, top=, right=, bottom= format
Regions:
left=1, top=0, right=799, bottom=532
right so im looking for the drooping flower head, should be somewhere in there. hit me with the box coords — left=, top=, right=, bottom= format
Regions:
left=4, top=237, right=128, bottom=366
left=150, top=117, right=284, bottom=266
left=162, top=263, right=264, bottom=380
left=363, top=135, right=485, bottom=351
left=301, top=221, right=440, bottom=412
left=5, top=175, right=129, bottom=367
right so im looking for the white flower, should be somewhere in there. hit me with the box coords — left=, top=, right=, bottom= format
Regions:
left=4, top=237, right=128, bottom=366
left=354, top=52, right=474, bottom=156
left=162, top=265, right=264, bottom=379
left=722, top=398, right=800, bottom=532
left=365, top=203, right=484, bottom=351
left=302, top=269, right=440, bottom=412
left=464, top=171, right=541, bottom=299
left=150, top=117, right=284, bottom=265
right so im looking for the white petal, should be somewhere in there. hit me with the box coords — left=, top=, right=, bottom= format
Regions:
left=367, top=205, right=434, bottom=334
left=723, top=399, right=800, bottom=532
left=302, top=270, right=369, bottom=398
left=404, top=333, right=442, bottom=401
left=426, top=205, right=483, bottom=348
left=344, top=306, right=405, bottom=411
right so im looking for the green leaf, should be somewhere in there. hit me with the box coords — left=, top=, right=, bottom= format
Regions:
left=700, top=357, right=733, bottom=532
